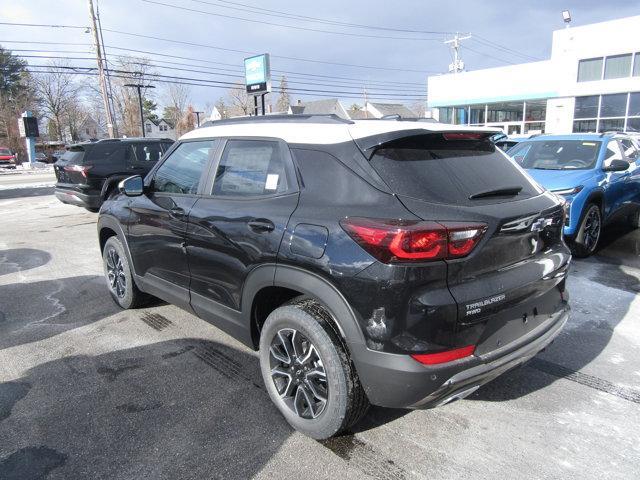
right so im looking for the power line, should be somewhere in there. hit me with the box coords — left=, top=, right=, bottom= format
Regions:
left=2, top=40, right=429, bottom=87
left=16, top=66, right=428, bottom=101
left=472, top=35, right=542, bottom=62
left=18, top=53, right=427, bottom=93
left=187, top=0, right=456, bottom=35
left=101, top=28, right=435, bottom=74
left=141, top=0, right=446, bottom=41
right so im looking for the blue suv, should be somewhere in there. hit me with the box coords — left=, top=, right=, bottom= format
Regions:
left=508, top=133, right=640, bottom=257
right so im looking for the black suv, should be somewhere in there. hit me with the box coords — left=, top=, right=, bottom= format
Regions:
left=54, top=138, right=173, bottom=211
left=97, top=115, right=571, bottom=439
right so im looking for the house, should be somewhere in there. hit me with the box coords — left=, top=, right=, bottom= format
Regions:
left=144, top=118, right=176, bottom=140
left=364, top=102, right=418, bottom=119
left=63, top=114, right=105, bottom=143
left=289, top=99, right=350, bottom=119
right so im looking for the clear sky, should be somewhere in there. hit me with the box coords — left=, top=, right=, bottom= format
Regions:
left=1, top=0, right=639, bottom=114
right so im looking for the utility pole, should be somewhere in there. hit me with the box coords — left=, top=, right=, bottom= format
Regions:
left=445, top=33, right=472, bottom=74
left=363, top=86, right=369, bottom=118
left=194, top=111, right=204, bottom=127
left=124, top=84, right=155, bottom=137
left=95, top=0, right=118, bottom=137
left=88, top=0, right=116, bottom=138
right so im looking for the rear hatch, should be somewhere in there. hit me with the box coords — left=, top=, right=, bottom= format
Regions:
left=54, top=146, right=88, bottom=186
left=366, top=132, right=570, bottom=357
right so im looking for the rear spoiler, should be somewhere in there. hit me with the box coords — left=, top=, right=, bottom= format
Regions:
left=353, top=129, right=499, bottom=160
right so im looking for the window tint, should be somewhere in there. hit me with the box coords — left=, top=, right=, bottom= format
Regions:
left=130, top=142, right=164, bottom=164
left=574, top=96, right=599, bottom=119
left=604, top=54, right=632, bottom=79
left=87, top=143, right=123, bottom=164
left=369, top=135, right=540, bottom=205
left=577, top=58, right=603, bottom=82
left=600, top=93, right=627, bottom=118
left=509, top=140, right=601, bottom=171
left=0, top=148, right=12, bottom=155
left=212, top=140, right=291, bottom=197
left=60, top=147, right=85, bottom=165
left=152, top=140, right=214, bottom=194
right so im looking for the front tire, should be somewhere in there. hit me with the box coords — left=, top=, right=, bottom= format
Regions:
left=259, top=300, right=369, bottom=439
left=570, top=203, right=601, bottom=257
left=102, top=236, right=147, bottom=309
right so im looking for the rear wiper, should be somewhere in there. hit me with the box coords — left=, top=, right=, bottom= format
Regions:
left=469, top=186, right=522, bottom=200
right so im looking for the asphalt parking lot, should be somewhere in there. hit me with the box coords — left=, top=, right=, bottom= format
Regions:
left=1, top=173, right=639, bottom=480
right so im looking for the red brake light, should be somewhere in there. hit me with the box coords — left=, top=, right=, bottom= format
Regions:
left=340, top=218, right=486, bottom=263
left=64, top=164, right=92, bottom=178
left=411, top=345, right=476, bottom=365
left=442, top=133, right=486, bottom=141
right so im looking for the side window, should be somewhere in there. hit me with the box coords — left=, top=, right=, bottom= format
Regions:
left=86, top=143, right=123, bottom=164
left=129, top=142, right=164, bottom=165
left=212, top=139, right=292, bottom=197
left=604, top=140, right=623, bottom=167
left=152, top=140, right=216, bottom=194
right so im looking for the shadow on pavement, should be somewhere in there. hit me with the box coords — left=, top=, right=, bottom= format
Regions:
left=0, top=338, right=292, bottom=480
left=0, top=275, right=120, bottom=350
left=0, top=187, right=54, bottom=201
left=0, top=249, right=52, bottom=277
left=471, top=225, right=638, bottom=403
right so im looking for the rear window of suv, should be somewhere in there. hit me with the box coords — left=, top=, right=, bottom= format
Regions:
left=60, top=147, right=86, bottom=165
left=369, top=134, right=541, bottom=205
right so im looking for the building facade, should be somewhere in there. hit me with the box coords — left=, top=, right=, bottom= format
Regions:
left=427, top=15, right=640, bottom=135
left=144, top=118, right=177, bottom=140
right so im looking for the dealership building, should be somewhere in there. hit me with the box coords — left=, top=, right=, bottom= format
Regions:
left=427, top=15, right=640, bottom=135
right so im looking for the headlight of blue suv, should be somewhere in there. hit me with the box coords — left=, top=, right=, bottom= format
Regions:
left=551, top=186, right=583, bottom=227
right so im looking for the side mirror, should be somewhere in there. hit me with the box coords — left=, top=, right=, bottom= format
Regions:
left=119, top=175, right=144, bottom=196
left=603, top=159, right=630, bottom=172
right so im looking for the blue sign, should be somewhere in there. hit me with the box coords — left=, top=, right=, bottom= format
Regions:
left=244, top=53, right=271, bottom=94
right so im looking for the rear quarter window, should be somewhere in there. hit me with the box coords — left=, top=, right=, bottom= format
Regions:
left=60, top=147, right=86, bottom=165
left=370, top=134, right=541, bottom=205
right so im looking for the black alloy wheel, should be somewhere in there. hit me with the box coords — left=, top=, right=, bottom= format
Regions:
left=269, top=328, right=328, bottom=419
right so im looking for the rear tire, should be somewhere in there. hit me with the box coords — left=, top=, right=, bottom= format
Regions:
left=570, top=203, right=601, bottom=257
left=629, top=209, right=640, bottom=229
left=259, top=300, right=369, bottom=439
left=102, top=236, right=147, bottom=309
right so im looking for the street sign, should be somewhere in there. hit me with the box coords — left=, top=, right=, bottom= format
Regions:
left=244, top=53, right=271, bottom=95
left=18, top=116, right=39, bottom=138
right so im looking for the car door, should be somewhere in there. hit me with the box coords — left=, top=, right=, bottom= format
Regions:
left=602, top=139, right=629, bottom=221
left=185, top=138, right=299, bottom=328
left=620, top=138, right=640, bottom=209
left=126, top=140, right=217, bottom=310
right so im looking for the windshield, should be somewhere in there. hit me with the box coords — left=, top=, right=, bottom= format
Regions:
left=0, top=148, right=12, bottom=155
left=510, top=140, right=602, bottom=170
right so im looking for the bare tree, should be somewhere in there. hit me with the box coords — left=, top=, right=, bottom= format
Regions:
left=110, top=56, right=156, bottom=136
left=276, top=75, right=290, bottom=113
left=163, top=83, right=191, bottom=129
left=227, top=82, right=252, bottom=117
left=411, top=101, right=426, bottom=118
left=176, top=104, right=196, bottom=136
left=33, top=61, right=80, bottom=141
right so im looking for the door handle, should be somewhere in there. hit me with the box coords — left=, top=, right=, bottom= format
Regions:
left=248, top=219, right=275, bottom=232
left=169, top=206, right=185, bottom=218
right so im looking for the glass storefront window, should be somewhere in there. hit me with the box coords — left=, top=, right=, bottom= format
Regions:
left=600, top=93, right=627, bottom=117
left=574, top=96, right=599, bottom=119
left=486, top=101, right=523, bottom=122
left=628, top=92, right=640, bottom=117
left=598, top=118, right=625, bottom=133
left=455, top=107, right=468, bottom=125
left=577, top=58, right=603, bottom=82
left=627, top=117, right=640, bottom=133
left=524, top=122, right=545, bottom=134
left=469, top=105, right=485, bottom=124
left=634, top=53, right=640, bottom=77
left=604, top=54, right=632, bottom=79
left=439, top=107, right=453, bottom=124
left=573, top=120, right=597, bottom=133
left=525, top=100, right=546, bottom=121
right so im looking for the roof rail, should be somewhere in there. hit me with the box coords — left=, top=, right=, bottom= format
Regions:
left=200, top=114, right=353, bottom=128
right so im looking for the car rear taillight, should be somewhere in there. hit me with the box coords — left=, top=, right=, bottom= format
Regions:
left=411, top=345, right=476, bottom=365
left=64, top=164, right=92, bottom=178
left=340, top=217, right=487, bottom=263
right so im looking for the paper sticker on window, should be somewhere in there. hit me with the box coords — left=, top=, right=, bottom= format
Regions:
left=265, top=174, right=279, bottom=190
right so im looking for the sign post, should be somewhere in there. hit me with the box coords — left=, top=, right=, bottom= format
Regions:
left=244, top=53, right=271, bottom=116
left=19, top=111, right=39, bottom=167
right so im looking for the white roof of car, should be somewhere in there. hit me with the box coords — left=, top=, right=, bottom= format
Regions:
left=180, top=118, right=502, bottom=145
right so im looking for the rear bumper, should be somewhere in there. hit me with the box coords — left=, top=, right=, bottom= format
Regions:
left=55, top=187, right=101, bottom=209
left=350, top=305, right=569, bottom=409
